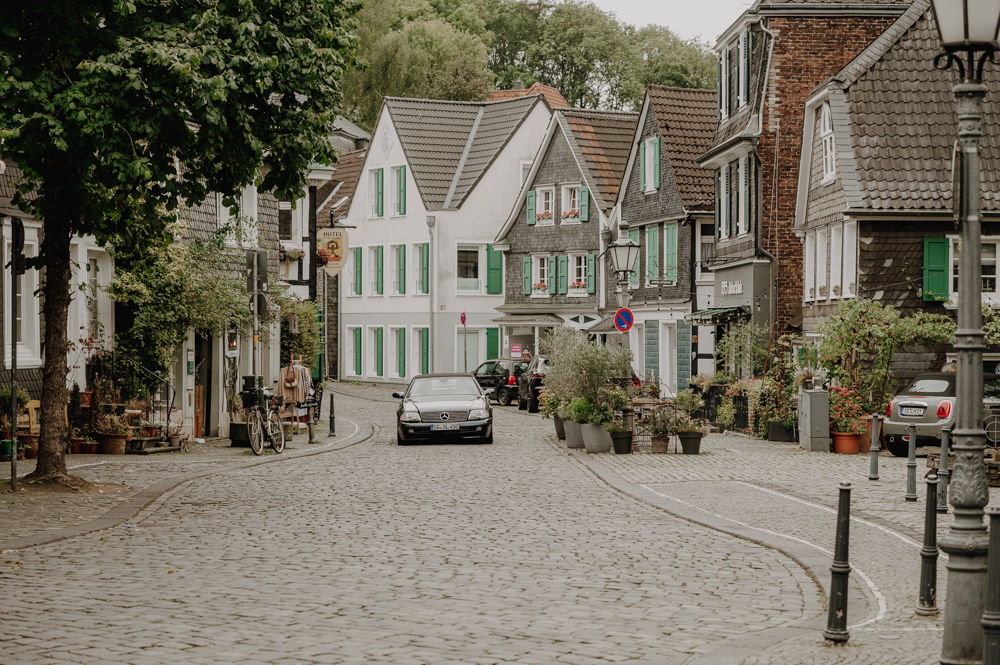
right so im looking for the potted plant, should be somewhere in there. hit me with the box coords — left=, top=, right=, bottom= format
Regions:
left=316, top=247, right=332, bottom=266
left=540, top=389, right=565, bottom=439
left=568, top=281, right=587, bottom=295
left=673, top=413, right=708, bottom=454
left=93, top=413, right=130, bottom=454
left=829, top=386, right=865, bottom=453
left=0, top=439, right=10, bottom=458
left=562, top=209, right=579, bottom=220
left=69, top=427, right=84, bottom=455
left=581, top=404, right=613, bottom=454
left=81, top=436, right=99, bottom=454
left=532, top=282, right=548, bottom=294
left=819, top=284, right=827, bottom=297
left=564, top=397, right=592, bottom=449
left=283, top=247, right=303, bottom=262
left=809, top=287, right=815, bottom=298
left=606, top=419, right=632, bottom=454
left=140, top=421, right=160, bottom=438
left=832, top=284, right=841, bottom=296
left=689, top=373, right=714, bottom=393
left=167, top=422, right=183, bottom=447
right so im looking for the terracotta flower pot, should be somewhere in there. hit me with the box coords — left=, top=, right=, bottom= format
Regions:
left=19, top=434, right=39, bottom=460
left=832, top=432, right=861, bottom=454
left=99, top=434, right=128, bottom=455
left=82, top=442, right=99, bottom=454
left=142, top=426, right=159, bottom=438
left=69, top=437, right=84, bottom=454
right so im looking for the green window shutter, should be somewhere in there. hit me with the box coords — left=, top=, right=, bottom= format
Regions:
left=629, top=230, right=640, bottom=286
left=653, top=137, right=661, bottom=189
left=421, top=242, right=430, bottom=294
left=640, top=142, right=646, bottom=191
left=375, top=327, right=383, bottom=376
left=664, top=223, right=677, bottom=281
left=398, top=329, right=405, bottom=377
left=399, top=165, right=406, bottom=215
left=353, top=328, right=362, bottom=375
left=579, top=187, right=589, bottom=222
left=526, top=190, right=536, bottom=225
left=376, top=246, right=384, bottom=295
left=420, top=328, right=429, bottom=374
left=646, top=225, right=659, bottom=282
left=522, top=256, right=532, bottom=295
left=677, top=320, right=691, bottom=391
left=487, top=245, right=502, bottom=294
left=354, top=247, right=362, bottom=295
left=376, top=168, right=384, bottom=217
left=398, top=245, right=406, bottom=294
left=548, top=258, right=557, bottom=294
left=557, top=255, right=569, bottom=294
left=487, top=327, right=499, bottom=360
left=923, top=237, right=950, bottom=301
left=586, top=254, right=596, bottom=294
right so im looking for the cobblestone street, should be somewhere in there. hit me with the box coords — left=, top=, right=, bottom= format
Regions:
left=0, top=384, right=983, bottom=664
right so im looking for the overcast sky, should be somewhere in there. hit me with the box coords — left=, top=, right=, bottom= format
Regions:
left=590, top=0, right=753, bottom=44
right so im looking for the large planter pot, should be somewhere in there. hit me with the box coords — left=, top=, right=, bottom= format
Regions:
left=611, top=432, right=632, bottom=454
left=19, top=434, right=39, bottom=460
left=580, top=423, right=613, bottom=454
left=229, top=422, right=250, bottom=447
left=82, top=441, right=99, bottom=454
left=831, top=432, right=861, bottom=454
left=651, top=436, right=671, bottom=454
left=563, top=420, right=585, bottom=449
left=677, top=432, right=703, bottom=455
left=168, top=436, right=181, bottom=447
left=767, top=421, right=796, bottom=442
left=552, top=414, right=566, bottom=440
left=99, top=434, right=127, bottom=455
left=859, top=415, right=877, bottom=453
left=69, top=438, right=84, bottom=455
left=141, top=426, right=159, bottom=438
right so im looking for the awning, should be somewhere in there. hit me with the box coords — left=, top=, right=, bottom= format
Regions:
left=490, top=313, right=566, bottom=327
left=588, top=315, right=620, bottom=333
left=686, top=307, right=748, bottom=325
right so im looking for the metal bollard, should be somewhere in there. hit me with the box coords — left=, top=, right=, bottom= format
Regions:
left=984, top=506, right=1000, bottom=664
left=868, top=413, right=880, bottom=481
left=938, top=427, right=950, bottom=513
left=917, top=474, right=940, bottom=615
left=328, top=393, right=336, bottom=436
left=906, top=422, right=918, bottom=501
left=824, top=482, right=852, bottom=643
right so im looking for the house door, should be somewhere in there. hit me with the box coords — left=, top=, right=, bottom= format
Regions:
left=194, top=333, right=213, bottom=437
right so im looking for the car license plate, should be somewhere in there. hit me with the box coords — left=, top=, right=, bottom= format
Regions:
left=900, top=407, right=924, bottom=417
left=431, top=423, right=459, bottom=431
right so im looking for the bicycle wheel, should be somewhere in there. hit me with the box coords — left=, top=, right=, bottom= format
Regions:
left=268, top=409, right=285, bottom=453
left=248, top=410, right=265, bottom=455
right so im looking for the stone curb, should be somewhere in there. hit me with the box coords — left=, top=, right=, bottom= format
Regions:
left=0, top=418, right=376, bottom=552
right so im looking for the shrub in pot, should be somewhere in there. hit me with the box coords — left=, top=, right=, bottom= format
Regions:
left=564, top=397, right=593, bottom=449
left=581, top=405, right=613, bottom=454
left=93, top=413, right=130, bottom=454
left=829, top=386, right=865, bottom=454
left=674, top=413, right=709, bottom=455
left=540, top=389, right=565, bottom=440
left=648, top=406, right=674, bottom=454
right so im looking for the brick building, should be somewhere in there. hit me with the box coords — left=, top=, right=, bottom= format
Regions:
left=697, top=0, right=907, bottom=340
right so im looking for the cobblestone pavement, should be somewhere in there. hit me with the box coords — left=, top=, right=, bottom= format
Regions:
left=0, top=388, right=819, bottom=664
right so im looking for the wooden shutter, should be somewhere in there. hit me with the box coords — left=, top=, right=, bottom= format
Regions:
left=677, top=320, right=691, bottom=390
left=398, top=329, right=405, bottom=377
left=353, top=328, right=362, bottom=375
left=487, top=327, right=499, bottom=360
left=375, top=246, right=383, bottom=295
left=640, top=142, right=646, bottom=191
left=522, top=256, right=532, bottom=295
left=653, top=137, right=661, bottom=189
left=376, top=168, right=384, bottom=217
left=717, top=57, right=723, bottom=120
left=743, top=157, right=751, bottom=236
left=421, top=243, right=429, bottom=293
left=557, top=255, right=568, bottom=294
left=743, top=31, right=751, bottom=103
left=398, top=165, right=406, bottom=215
left=629, top=230, right=640, bottom=286
left=715, top=172, right=721, bottom=239
left=646, top=225, right=658, bottom=282
left=586, top=254, right=596, bottom=294
left=664, top=223, right=677, bottom=281
left=526, top=190, right=536, bottom=225
left=420, top=328, right=429, bottom=374
left=923, top=237, right=949, bottom=301
left=579, top=187, right=589, bottom=222
left=354, top=247, right=362, bottom=295
left=375, top=328, right=383, bottom=376
left=487, top=245, right=502, bottom=294
left=723, top=168, right=730, bottom=237
left=548, top=257, right=557, bottom=294
left=398, top=245, right=406, bottom=294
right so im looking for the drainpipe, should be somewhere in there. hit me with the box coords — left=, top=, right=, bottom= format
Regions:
left=757, top=22, right=779, bottom=326
left=426, top=216, right=435, bottom=372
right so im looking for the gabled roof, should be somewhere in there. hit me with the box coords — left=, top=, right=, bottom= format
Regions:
left=331, top=116, right=370, bottom=142
left=0, top=160, right=36, bottom=218
left=384, top=95, right=546, bottom=210
left=319, top=149, right=367, bottom=224
left=558, top=109, right=638, bottom=214
left=487, top=82, right=570, bottom=108
left=647, top=86, right=718, bottom=210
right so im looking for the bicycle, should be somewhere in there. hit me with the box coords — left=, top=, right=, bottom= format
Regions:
left=244, top=388, right=286, bottom=455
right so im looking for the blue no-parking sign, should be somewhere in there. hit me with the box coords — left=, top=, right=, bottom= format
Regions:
left=614, top=308, right=633, bottom=333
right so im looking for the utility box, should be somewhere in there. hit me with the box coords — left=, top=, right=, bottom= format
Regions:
left=799, top=388, right=830, bottom=452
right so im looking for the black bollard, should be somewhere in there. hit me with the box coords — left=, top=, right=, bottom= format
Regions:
left=328, top=393, right=336, bottom=436
left=868, top=413, right=880, bottom=481
left=824, top=482, right=852, bottom=643
left=983, top=506, right=1000, bottom=664
left=938, top=427, right=950, bottom=514
left=917, top=474, right=940, bottom=615
left=906, top=422, right=918, bottom=501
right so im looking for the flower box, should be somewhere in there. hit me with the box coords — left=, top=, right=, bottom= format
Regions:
left=532, top=283, right=548, bottom=293
left=535, top=212, right=553, bottom=222
left=562, top=210, right=579, bottom=220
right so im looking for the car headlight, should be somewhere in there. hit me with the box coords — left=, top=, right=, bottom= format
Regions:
left=468, top=408, right=488, bottom=420
left=400, top=411, right=421, bottom=423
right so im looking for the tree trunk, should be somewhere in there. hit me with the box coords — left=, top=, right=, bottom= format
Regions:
left=28, top=169, right=73, bottom=482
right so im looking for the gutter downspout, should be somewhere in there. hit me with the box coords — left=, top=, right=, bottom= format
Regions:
left=426, top=216, right=436, bottom=373
left=758, top=22, right=779, bottom=327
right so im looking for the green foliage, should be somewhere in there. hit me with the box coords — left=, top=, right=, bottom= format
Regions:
left=673, top=388, right=704, bottom=416
left=715, top=321, right=770, bottom=380
left=627, top=26, right=717, bottom=108
left=280, top=298, right=322, bottom=367
left=540, top=326, right=632, bottom=409
left=716, top=397, right=735, bottom=426
left=0, top=387, right=31, bottom=421
left=569, top=397, right=594, bottom=425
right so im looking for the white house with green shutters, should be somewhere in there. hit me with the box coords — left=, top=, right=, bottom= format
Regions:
left=338, top=95, right=553, bottom=382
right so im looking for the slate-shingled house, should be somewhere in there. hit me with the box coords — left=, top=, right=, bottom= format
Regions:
left=794, top=0, right=1000, bottom=375
left=492, top=108, right=638, bottom=360
left=339, top=95, right=553, bottom=382
left=611, top=86, right=717, bottom=393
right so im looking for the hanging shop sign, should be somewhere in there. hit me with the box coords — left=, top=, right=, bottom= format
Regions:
left=317, top=228, right=348, bottom=278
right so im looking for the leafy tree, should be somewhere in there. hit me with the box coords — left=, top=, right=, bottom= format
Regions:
left=0, top=0, right=357, bottom=485
left=633, top=26, right=717, bottom=100
left=483, top=0, right=550, bottom=90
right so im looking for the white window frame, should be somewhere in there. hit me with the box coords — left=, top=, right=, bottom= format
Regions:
left=5, top=224, right=41, bottom=367
left=412, top=243, right=428, bottom=295
left=644, top=138, right=657, bottom=193
left=456, top=243, right=483, bottom=294
left=830, top=224, right=843, bottom=299
left=390, top=244, right=405, bottom=295
left=569, top=253, right=587, bottom=296
left=843, top=221, right=858, bottom=298
left=561, top=184, right=581, bottom=224
left=804, top=232, right=816, bottom=301
left=696, top=223, right=715, bottom=282
left=531, top=253, right=551, bottom=299
left=390, top=165, right=404, bottom=217
left=368, top=169, right=383, bottom=219
left=368, top=326, right=383, bottom=377
left=536, top=186, right=555, bottom=225
left=520, top=161, right=532, bottom=184
left=816, top=228, right=828, bottom=300
left=821, top=104, right=836, bottom=182
left=220, top=186, right=259, bottom=248
left=349, top=247, right=362, bottom=297
left=737, top=32, right=746, bottom=107
left=370, top=246, right=382, bottom=295
left=388, top=326, right=404, bottom=379
left=736, top=157, right=747, bottom=235
left=949, top=236, right=1000, bottom=306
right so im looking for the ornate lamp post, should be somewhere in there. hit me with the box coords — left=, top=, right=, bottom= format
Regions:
left=929, top=1, right=1000, bottom=662
left=607, top=221, right=641, bottom=310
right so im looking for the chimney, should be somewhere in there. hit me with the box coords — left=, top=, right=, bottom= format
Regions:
left=513, top=79, right=524, bottom=91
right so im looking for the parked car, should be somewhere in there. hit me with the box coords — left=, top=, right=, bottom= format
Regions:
left=517, top=354, right=549, bottom=413
left=393, top=374, right=493, bottom=445
left=882, top=372, right=1000, bottom=456
left=472, top=358, right=529, bottom=407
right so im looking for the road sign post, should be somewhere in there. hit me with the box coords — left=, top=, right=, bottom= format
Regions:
left=461, top=312, right=467, bottom=372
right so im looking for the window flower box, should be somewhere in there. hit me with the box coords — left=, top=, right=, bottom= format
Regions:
left=832, top=284, right=841, bottom=296
left=568, top=281, right=587, bottom=296
left=562, top=210, right=579, bottom=220
left=532, top=283, right=549, bottom=294
left=818, top=285, right=827, bottom=296
left=535, top=211, right=553, bottom=222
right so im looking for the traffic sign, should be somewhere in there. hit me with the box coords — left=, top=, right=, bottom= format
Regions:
left=461, top=312, right=467, bottom=325
left=614, top=308, right=633, bottom=332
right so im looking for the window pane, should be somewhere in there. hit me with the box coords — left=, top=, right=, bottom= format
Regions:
left=458, top=248, right=479, bottom=291
left=985, top=243, right=997, bottom=292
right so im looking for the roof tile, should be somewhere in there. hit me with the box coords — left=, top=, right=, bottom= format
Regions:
left=648, top=86, right=719, bottom=210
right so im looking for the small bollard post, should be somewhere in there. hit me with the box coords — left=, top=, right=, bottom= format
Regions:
left=906, top=422, right=918, bottom=501
left=328, top=393, right=336, bottom=436
left=868, top=413, right=880, bottom=481
left=824, top=481, right=852, bottom=643
left=983, top=506, right=1000, bottom=664
left=917, top=474, right=940, bottom=615
left=938, top=427, right=950, bottom=513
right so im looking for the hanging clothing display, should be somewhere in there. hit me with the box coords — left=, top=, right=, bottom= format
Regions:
left=278, top=362, right=308, bottom=404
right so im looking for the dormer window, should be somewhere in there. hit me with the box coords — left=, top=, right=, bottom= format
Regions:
left=821, top=103, right=836, bottom=181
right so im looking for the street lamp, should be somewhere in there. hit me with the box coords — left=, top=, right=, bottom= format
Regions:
left=929, top=1, right=1000, bottom=662
left=608, top=221, right=640, bottom=309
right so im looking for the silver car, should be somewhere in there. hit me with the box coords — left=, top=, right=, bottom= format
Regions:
left=883, top=372, right=1000, bottom=456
